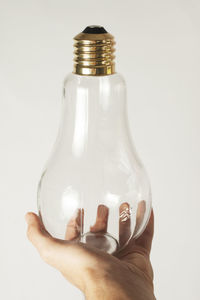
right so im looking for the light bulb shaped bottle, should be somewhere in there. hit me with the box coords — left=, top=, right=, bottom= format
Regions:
left=38, top=26, right=151, bottom=254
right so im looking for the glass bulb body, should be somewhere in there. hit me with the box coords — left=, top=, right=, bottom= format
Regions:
left=38, top=73, right=151, bottom=254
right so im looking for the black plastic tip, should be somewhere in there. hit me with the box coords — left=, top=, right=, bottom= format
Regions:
left=82, top=25, right=107, bottom=34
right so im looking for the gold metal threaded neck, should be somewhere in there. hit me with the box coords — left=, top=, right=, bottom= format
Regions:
left=73, top=26, right=115, bottom=76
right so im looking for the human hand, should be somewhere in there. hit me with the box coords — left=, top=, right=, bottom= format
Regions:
left=26, top=203, right=155, bottom=300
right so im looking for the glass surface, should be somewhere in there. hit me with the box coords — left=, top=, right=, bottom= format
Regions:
left=38, top=73, right=151, bottom=254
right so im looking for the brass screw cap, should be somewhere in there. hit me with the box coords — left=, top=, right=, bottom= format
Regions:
left=73, top=25, right=115, bottom=76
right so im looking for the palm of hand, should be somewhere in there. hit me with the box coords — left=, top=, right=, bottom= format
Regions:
left=26, top=204, right=155, bottom=300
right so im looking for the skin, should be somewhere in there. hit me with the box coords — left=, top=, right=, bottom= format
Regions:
left=26, top=203, right=155, bottom=300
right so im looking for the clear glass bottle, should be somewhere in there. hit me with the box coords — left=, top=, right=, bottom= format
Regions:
left=38, top=26, right=151, bottom=254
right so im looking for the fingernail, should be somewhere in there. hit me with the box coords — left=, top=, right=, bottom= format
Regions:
left=119, top=202, right=129, bottom=213
left=98, top=205, right=108, bottom=218
left=25, top=213, right=30, bottom=223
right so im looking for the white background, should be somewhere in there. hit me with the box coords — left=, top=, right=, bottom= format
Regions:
left=1, top=0, right=200, bottom=299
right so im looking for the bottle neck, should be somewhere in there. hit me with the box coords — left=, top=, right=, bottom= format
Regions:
left=58, top=73, right=127, bottom=156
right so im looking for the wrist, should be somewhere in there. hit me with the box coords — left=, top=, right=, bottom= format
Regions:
left=83, top=264, right=155, bottom=300
left=83, top=268, right=130, bottom=300
left=85, top=282, right=130, bottom=300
